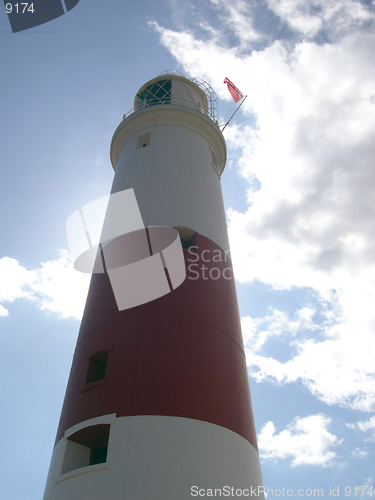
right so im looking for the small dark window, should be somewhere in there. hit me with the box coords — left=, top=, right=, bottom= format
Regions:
left=85, top=351, right=108, bottom=385
left=211, top=149, right=219, bottom=172
left=61, top=424, right=110, bottom=474
left=91, top=443, right=108, bottom=465
left=181, top=235, right=196, bottom=249
left=136, top=132, right=151, bottom=150
left=175, top=226, right=196, bottom=249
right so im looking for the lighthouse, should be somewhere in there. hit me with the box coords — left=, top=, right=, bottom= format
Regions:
left=43, top=71, right=264, bottom=499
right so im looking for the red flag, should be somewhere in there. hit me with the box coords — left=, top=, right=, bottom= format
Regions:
left=224, top=77, right=244, bottom=103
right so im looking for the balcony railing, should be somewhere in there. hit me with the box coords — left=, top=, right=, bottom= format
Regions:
left=121, top=70, right=219, bottom=125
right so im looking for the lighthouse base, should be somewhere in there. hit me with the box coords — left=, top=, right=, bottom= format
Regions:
left=43, top=414, right=264, bottom=499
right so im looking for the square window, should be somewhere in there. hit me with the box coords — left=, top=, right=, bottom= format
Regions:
left=136, top=133, right=151, bottom=150
left=61, top=424, right=110, bottom=474
left=85, top=351, right=109, bottom=385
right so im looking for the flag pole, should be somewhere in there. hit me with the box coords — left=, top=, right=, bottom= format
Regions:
left=221, top=95, right=247, bottom=132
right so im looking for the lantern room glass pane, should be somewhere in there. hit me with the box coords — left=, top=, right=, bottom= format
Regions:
left=140, top=80, right=172, bottom=107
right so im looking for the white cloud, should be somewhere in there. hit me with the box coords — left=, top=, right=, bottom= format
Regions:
left=151, top=3, right=375, bottom=413
left=0, top=251, right=90, bottom=320
left=258, top=414, right=341, bottom=466
left=0, top=304, right=9, bottom=317
left=149, top=21, right=241, bottom=99
left=347, top=416, right=375, bottom=441
left=209, top=0, right=262, bottom=46
left=351, top=447, right=369, bottom=458
left=0, top=257, right=37, bottom=307
left=266, top=0, right=375, bottom=39
left=241, top=305, right=318, bottom=353
left=242, top=300, right=375, bottom=412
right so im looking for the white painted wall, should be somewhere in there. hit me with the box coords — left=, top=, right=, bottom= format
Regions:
left=43, top=415, right=264, bottom=500
left=111, top=106, right=230, bottom=253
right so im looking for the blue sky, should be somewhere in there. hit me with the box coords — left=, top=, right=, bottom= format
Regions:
left=1, top=0, right=375, bottom=498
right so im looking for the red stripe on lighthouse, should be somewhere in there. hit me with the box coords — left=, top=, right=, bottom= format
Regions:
left=55, top=234, right=258, bottom=450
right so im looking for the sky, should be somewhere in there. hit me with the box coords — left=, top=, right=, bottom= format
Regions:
left=1, top=0, right=375, bottom=498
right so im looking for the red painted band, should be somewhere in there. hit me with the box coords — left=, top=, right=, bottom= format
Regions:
left=55, top=234, right=258, bottom=450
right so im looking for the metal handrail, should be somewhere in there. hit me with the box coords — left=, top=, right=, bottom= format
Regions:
left=121, top=71, right=219, bottom=125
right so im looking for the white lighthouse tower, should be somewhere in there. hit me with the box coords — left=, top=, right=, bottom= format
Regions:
left=43, top=71, right=264, bottom=499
